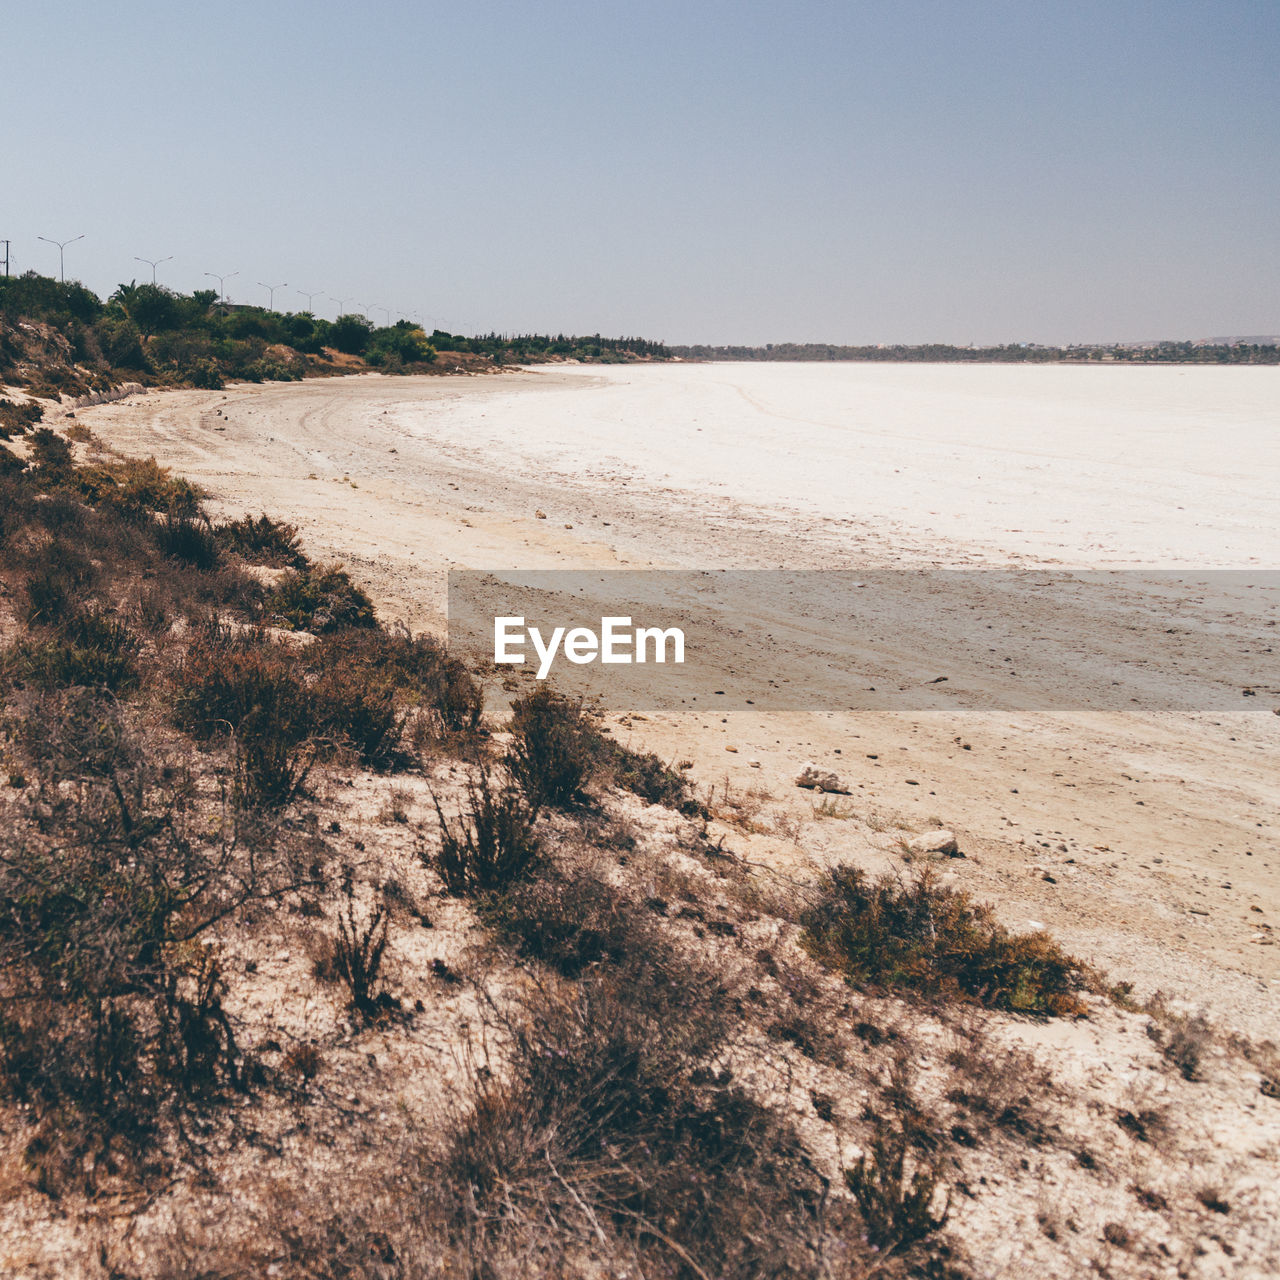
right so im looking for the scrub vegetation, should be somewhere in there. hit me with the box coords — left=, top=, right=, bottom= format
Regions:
left=0, top=425, right=1272, bottom=1279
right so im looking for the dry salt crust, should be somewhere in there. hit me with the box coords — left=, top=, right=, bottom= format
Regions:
left=38, top=363, right=1279, bottom=1276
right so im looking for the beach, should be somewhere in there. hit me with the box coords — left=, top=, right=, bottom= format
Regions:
left=77, top=362, right=1280, bottom=1034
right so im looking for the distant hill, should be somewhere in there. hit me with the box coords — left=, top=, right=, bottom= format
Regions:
left=1194, top=335, right=1280, bottom=347
left=669, top=340, right=1279, bottom=365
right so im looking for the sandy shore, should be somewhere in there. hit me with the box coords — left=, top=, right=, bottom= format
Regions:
left=75, top=366, right=1280, bottom=1036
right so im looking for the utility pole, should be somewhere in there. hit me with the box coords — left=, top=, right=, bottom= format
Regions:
left=257, top=280, right=287, bottom=311
left=2, top=240, right=9, bottom=278
left=37, top=233, right=84, bottom=282
left=134, top=255, right=173, bottom=284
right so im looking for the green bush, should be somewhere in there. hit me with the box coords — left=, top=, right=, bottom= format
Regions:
left=190, top=359, right=224, bottom=389
left=265, top=564, right=377, bottom=633
left=3, top=609, right=141, bottom=693
left=94, top=314, right=148, bottom=370
left=328, top=314, right=372, bottom=356
left=76, top=457, right=202, bottom=521
left=801, top=866, right=1087, bottom=1016
left=215, top=513, right=307, bottom=568
left=154, top=514, right=221, bottom=570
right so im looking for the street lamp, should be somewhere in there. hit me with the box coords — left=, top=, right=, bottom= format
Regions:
left=204, top=270, right=239, bottom=306
left=327, top=295, right=349, bottom=318
left=373, top=305, right=391, bottom=328
left=134, top=255, right=173, bottom=285
left=257, top=280, right=287, bottom=311
left=37, top=233, right=84, bottom=282
left=295, top=287, right=321, bottom=313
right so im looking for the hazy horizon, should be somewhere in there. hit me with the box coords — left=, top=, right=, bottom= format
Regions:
left=4, top=1, right=1277, bottom=346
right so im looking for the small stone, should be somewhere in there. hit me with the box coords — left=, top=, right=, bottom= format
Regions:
left=748, top=759, right=761, bottom=768
left=725, top=745, right=738, bottom=753
left=535, top=509, right=547, bottom=519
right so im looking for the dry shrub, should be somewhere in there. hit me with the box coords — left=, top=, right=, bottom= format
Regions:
left=1116, top=1105, right=1170, bottom=1146
left=600, top=736, right=701, bottom=813
left=708, top=775, right=772, bottom=831
left=20, top=535, right=98, bottom=625
left=507, top=684, right=694, bottom=813
left=0, top=690, right=312, bottom=1190
left=173, top=627, right=314, bottom=808
left=153, top=512, right=222, bottom=570
left=307, top=626, right=483, bottom=758
left=482, top=857, right=662, bottom=979
left=507, top=685, right=597, bottom=808
left=0, top=441, right=25, bottom=476
left=944, top=1016, right=1053, bottom=1144
left=328, top=881, right=392, bottom=1018
left=282, top=1042, right=323, bottom=1081
left=801, top=866, right=1087, bottom=1016
left=1145, top=1000, right=1213, bottom=1081
left=27, top=427, right=73, bottom=485
left=0, top=396, right=43, bottom=438
left=310, top=660, right=405, bottom=767
left=3, top=605, right=141, bottom=693
left=431, top=767, right=541, bottom=896
left=443, top=959, right=869, bottom=1278
left=846, top=1118, right=951, bottom=1254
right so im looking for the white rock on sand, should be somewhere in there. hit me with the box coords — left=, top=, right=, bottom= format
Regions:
left=906, top=829, right=960, bottom=856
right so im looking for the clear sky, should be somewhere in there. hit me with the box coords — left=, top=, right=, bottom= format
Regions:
left=4, top=0, right=1277, bottom=345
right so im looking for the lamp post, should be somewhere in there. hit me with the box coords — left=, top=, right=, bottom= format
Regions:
left=295, top=287, right=321, bottom=313
left=37, top=234, right=84, bottom=282
left=373, top=305, right=391, bottom=328
left=257, top=280, right=287, bottom=311
left=327, top=295, right=349, bottom=319
left=134, top=255, right=173, bottom=285
left=203, top=270, right=239, bottom=305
